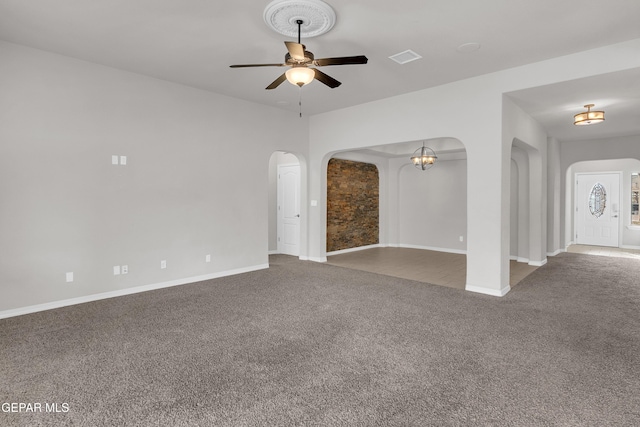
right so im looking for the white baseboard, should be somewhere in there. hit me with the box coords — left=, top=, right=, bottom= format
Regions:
left=0, top=263, right=269, bottom=320
left=308, top=257, right=327, bottom=263
left=516, top=257, right=529, bottom=263
left=529, top=258, right=548, bottom=267
left=268, top=250, right=278, bottom=255
left=397, top=243, right=467, bottom=255
left=325, top=243, right=466, bottom=258
left=327, top=244, right=383, bottom=256
left=466, top=284, right=511, bottom=297
left=621, top=244, right=640, bottom=250
left=547, top=248, right=565, bottom=256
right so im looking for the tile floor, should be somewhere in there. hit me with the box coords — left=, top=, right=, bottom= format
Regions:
left=326, top=245, right=640, bottom=291
left=325, top=247, right=538, bottom=290
left=567, top=244, right=640, bottom=259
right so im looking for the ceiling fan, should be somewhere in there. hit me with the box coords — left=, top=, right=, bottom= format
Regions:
left=230, top=19, right=368, bottom=90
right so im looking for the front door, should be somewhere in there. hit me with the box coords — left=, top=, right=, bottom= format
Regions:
left=277, top=164, right=300, bottom=256
left=576, top=173, right=620, bottom=247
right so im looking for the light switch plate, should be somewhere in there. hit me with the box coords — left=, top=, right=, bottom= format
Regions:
left=66, top=272, right=74, bottom=282
left=113, top=266, right=121, bottom=275
left=112, top=155, right=119, bottom=165
left=120, top=155, right=127, bottom=165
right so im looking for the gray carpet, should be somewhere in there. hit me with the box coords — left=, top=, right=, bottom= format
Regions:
left=1, top=253, right=639, bottom=426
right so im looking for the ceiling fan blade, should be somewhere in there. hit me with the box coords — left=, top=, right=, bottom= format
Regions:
left=313, top=69, right=341, bottom=88
left=266, top=73, right=287, bottom=90
left=314, top=55, right=368, bottom=66
left=285, top=41, right=305, bottom=61
left=230, top=63, right=286, bottom=68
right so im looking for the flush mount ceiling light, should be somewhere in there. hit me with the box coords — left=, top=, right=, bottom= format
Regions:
left=574, top=104, right=605, bottom=125
left=411, top=142, right=437, bottom=170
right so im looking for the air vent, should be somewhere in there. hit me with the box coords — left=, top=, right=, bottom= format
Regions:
left=389, top=50, right=422, bottom=64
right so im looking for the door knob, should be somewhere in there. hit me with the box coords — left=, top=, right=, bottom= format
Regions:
left=295, top=214, right=300, bottom=217
left=613, top=215, right=618, bottom=218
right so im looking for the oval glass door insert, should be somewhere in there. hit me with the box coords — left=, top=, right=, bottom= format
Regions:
left=589, top=183, right=607, bottom=218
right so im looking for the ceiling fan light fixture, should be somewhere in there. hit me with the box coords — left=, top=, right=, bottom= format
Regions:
left=574, top=103, right=605, bottom=125
left=286, top=67, right=315, bottom=87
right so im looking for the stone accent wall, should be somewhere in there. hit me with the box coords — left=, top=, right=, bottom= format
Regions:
left=327, top=158, right=379, bottom=252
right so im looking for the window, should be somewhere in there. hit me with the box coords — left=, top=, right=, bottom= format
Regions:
left=632, top=173, right=639, bottom=225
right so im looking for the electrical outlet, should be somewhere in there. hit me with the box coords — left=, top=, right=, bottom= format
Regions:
left=121, top=265, right=128, bottom=274
left=459, top=235, right=464, bottom=242
left=205, top=254, right=211, bottom=263
left=111, top=155, right=119, bottom=165
left=113, top=266, right=121, bottom=275
left=66, top=272, right=74, bottom=282
left=160, top=260, right=167, bottom=269
left=120, top=155, right=127, bottom=165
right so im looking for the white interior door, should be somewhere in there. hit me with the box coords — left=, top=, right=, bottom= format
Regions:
left=277, top=164, right=300, bottom=256
left=576, top=173, right=620, bottom=247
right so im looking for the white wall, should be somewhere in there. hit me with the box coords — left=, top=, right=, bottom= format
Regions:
left=560, top=135, right=640, bottom=249
left=307, top=39, right=640, bottom=296
left=0, top=41, right=308, bottom=314
left=547, top=138, right=562, bottom=255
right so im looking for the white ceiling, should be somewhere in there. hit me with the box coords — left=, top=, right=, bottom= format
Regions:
left=1, top=0, right=639, bottom=143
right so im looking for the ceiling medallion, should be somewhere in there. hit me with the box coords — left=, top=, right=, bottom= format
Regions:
left=263, top=0, right=336, bottom=38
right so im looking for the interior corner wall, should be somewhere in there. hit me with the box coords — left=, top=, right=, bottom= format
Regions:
left=502, top=96, right=549, bottom=265
left=396, top=159, right=467, bottom=252
left=0, top=41, right=308, bottom=313
left=510, top=159, right=519, bottom=259
left=326, top=158, right=379, bottom=252
left=511, top=147, right=530, bottom=262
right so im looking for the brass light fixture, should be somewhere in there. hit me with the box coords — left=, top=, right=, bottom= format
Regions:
left=574, top=104, right=605, bottom=126
left=411, top=142, right=437, bottom=170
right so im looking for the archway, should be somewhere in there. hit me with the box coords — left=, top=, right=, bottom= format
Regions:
left=564, top=158, right=640, bottom=250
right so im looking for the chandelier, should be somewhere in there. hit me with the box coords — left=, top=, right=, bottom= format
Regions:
left=410, top=142, right=437, bottom=170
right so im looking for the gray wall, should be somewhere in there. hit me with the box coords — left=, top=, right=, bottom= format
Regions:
left=0, top=41, right=308, bottom=312
left=397, top=159, right=467, bottom=252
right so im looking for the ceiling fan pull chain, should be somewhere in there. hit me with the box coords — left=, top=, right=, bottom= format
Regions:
left=299, top=86, right=303, bottom=118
